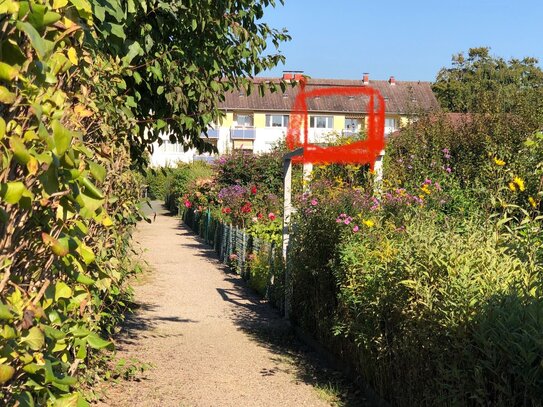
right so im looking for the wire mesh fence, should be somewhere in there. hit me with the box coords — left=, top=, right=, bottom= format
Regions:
left=182, top=208, right=285, bottom=313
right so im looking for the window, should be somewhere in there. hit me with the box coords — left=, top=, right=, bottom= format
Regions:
left=235, top=113, right=253, bottom=127
left=309, top=115, right=334, bottom=128
left=345, top=118, right=362, bottom=131
left=265, top=114, right=289, bottom=127
left=385, top=118, right=398, bottom=130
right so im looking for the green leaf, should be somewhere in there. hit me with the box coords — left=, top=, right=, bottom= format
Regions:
left=22, top=327, right=45, bottom=350
left=0, top=62, right=19, bottom=82
left=0, top=302, right=14, bottom=320
left=69, top=0, right=92, bottom=19
left=17, top=392, right=35, bottom=407
left=75, top=272, right=95, bottom=286
left=9, top=136, right=31, bottom=164
left=0, top=85, right=16, bottom=104
left=53, top=393, right=79, bottom=407
left=123, top=41, right=143, bottom=66
left=86, top=332, right=111, bottom=349
left=77, top=244, right=95, bottom=265
left=79, top=177, right=104, bottom=199
left=55, top=282, right=72, bottom=301
left=43, top=11, right=62, bottom=26
left=16, top=21, right=46, bottom=60
left=0, top=181, right=27, bottom=204
left=108, top=23, right=126, bottom=40
left=0, top=364, right=14, bottom=385
left=43, top=325, right=65, bottom=340
left=89, top=161, right=106, bottom=182
left=0, top=0, right=19, bottom=14
left=0, top=117, right=5, bottom=139
left=52, top=120, right=73, bottom=156
left=42, top=233, right=69, bottom=256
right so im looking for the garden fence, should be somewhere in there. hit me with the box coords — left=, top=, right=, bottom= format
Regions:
left=182, top=208, right=285, bottom=312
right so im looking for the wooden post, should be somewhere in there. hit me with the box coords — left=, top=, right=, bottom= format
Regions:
left=282, top=148, right=303, bottom=320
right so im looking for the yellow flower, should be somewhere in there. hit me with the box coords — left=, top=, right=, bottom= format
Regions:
left=508, top=182, right=516, bottom=192
left=513, top=177, right=525, bottom=191
left=493, top=157, right=506, bottom=166
left=529, top=196, right=537, bottom=208
left=363, top=219, right=374, bottom=228
left=420, top=184, right=431, bottom=195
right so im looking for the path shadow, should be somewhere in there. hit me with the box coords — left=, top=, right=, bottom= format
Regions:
left=113, top=301, right=198, bottom=348
left=177, top=221, right=384, bottom=407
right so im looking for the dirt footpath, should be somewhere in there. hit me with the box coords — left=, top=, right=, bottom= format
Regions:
left=95, top=202, right=341, bottom=407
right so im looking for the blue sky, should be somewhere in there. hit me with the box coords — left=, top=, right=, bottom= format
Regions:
left=261, top=0, right=543, bottom=82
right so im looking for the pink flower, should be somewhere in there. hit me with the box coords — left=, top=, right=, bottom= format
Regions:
left=268, top=212, right=276, bottom=221
left=352, top=225, right=359, bottom=232
left=184, top=200, right=192, bottom=208
left=310, top=199, right=318, bottom=206
left=446, top=167, right=452, bottom=173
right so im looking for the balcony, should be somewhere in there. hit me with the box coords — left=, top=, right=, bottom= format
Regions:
left=230, top=127, right=256, bottom=140
left=202, top=128, right=219, bottom=139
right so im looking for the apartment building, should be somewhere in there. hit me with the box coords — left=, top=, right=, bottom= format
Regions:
left=150, top=73, right=439, bottom=166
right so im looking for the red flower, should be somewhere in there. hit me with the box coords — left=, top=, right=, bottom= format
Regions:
left=257, top=212, right=263, bottom=220
left=222, top=207, right=232, bottom=214
left=251, top=185, right=257, bottom=195
left=268, top=212, right=276, bottom=221
left=241, top=202, right=252, bottom=213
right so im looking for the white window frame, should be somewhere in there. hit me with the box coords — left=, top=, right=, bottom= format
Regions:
left=309, top=115, right=334, bottom=129
left=385, top=117, right=398, bottom=130
left=265, top=114, right=290, bottom=128
left=234, top=113, right=253, bottom=127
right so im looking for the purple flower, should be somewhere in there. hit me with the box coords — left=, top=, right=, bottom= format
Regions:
left=424, top=178, right=432, bottom=185
left=442, top=148, right=449, bottom=154
left=446, top=167, right=452, bottom=173
left=407, top=165, right=413, bottom=170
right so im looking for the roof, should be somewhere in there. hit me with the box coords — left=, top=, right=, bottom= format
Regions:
left=219, top=77, right=440, bottom=115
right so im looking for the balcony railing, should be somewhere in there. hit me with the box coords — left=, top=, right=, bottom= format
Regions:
left=202, top=128, right=219, bottom=139
left=230, top=127, right=256, bottom=140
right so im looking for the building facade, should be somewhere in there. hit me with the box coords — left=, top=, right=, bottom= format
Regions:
left=150, top=73, right=439, bottom=167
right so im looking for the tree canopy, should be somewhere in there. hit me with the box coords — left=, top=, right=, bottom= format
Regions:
left=433, top=47, right=543, bottom=120
left=89, top=0, right=292, bottom=162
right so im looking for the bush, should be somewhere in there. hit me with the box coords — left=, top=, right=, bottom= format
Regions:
left=332, top=212, right=543, bottom=405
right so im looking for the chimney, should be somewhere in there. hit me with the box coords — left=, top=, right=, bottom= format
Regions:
left=363, top=73, right=369, bottom=85
left=283, top=72, right=293, bottom=80
left=389, top=76, right=396, bottom=85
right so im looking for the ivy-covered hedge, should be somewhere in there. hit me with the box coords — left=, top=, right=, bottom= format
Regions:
left=0, top=0, right=290, bottom=403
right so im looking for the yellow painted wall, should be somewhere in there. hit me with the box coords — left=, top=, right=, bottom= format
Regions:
left=333, top=115, right=345, bottom=131
left=254, top=113, right=266, bottom=128
left=221, top=112, right=234, bottom=127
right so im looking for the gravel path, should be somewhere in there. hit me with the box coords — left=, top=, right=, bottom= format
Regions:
left=95, top=202, right=336, bottom=407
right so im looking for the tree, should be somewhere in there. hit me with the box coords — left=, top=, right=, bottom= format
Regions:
left=433, top=47, right=543, bottom=119
left=88, top=0, right=292, bottom=163
left=0, top=0, right=290, bottom=403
